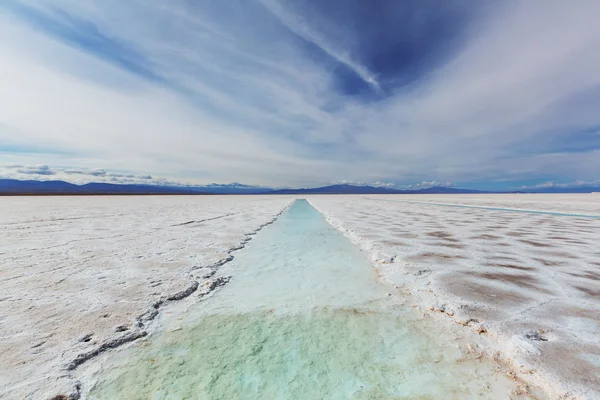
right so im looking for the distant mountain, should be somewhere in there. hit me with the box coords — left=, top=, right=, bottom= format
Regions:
left=0, top=180, right=492, bottom=195
left=188, top=182, right=274, bottom=194
left=0, top=179, right=273, bottom=195
left=0, top=179, right=200, bottom=195
left=268, top=184, right=399, bottom=195
left=3, top=179, right=598, bottom=195
left=204, top=182, right=256, bottom=189
left=412, top=186, right=488, bottom=194
left=268, top=184, right=488, bottom=195
left=80, top=182, right=201, bottom=194
left=0, top=179, right=78, bottom=193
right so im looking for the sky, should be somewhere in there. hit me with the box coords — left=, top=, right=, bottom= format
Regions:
left=1, top=0, right=600, bottom=190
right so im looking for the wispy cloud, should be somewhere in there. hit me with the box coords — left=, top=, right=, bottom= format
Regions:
left=397, top=181, right=455, bottom=190
left=1, top=1, right=600, bottom=188
left=333, top=180, right=396, bottom=188
left=259, top=0, right=380, bottom=90
left=63, top=168, right=108, bottom=177
left=3, top=2, right=166, bottom=84
left=522, top=179, right=600, bottom=190
left=0, top=164, right=170, bottom=185
left=16, top=164, right=56, bottom=175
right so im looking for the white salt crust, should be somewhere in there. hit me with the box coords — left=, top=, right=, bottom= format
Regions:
left=308, top=194, right=600, bottom=400
left=0, top=195, right=292, bottom=399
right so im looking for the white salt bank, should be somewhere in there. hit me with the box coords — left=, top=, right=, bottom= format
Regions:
left=0, top=195, right=291, bottom=399
left=309, top=194, right=600, bottom=399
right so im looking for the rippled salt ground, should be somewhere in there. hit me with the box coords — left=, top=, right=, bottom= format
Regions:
left=88, top=200, right=521, bottom=399
left=309, top=194, right=600, bottom=399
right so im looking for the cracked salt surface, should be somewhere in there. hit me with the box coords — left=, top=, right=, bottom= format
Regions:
left=86, top=200, right=525, bottom=399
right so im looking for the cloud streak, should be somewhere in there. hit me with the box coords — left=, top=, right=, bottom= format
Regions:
left=522, top=179, right=600, bottom=190
left=259, top=0, right=380, bottom=90
left=16, top=165, right=56, bottom=175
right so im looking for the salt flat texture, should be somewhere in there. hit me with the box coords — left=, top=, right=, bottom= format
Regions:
left=0, top=196, right=292, bottom=399
left=309, top=194, right=600, bottom=399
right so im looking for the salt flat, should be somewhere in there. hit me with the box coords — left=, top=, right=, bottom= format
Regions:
left=309, top=194, right=600, bottom=399
left=84, top=199, right=529, bottom=400
left=2, top=194, right=599, bottom=399
left=0, top=196, right=292, bottom=399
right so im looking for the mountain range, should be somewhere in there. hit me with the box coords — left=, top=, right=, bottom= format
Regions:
left=0, top=179, right=201, bottom=195
left=267, top=184, right=486, bottom=195
left=1, top=179, right=599, bottom=195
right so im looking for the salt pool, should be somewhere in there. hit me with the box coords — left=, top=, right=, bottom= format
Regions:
left=88, top=200, right=520, bottom=399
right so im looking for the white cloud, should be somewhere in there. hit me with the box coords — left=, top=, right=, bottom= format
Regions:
left=333, top=180, right=397, bottom=188
left=331, top=180, right=453, bottom=190
left=397, top=181, right=455, bottom=190
left=522, top=179, right=600, bottom=189
left=16, top=164, right=55, bottom=175
left=0, top=164, right=177, bottom=186
left=372, top=181, right=396, bottom=188
left=64, top=168, right=107, bottom=176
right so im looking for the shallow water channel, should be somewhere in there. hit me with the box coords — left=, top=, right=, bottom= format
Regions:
left=88, top=200, right=518, bottom=399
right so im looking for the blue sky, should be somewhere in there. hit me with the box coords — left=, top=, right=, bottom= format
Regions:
left=1, top=0, right=600, bottom=190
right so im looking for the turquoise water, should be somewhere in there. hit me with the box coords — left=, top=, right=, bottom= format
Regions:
left=88, top=200, right=517, bottom=399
